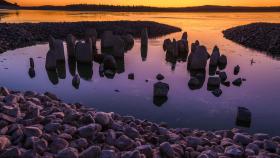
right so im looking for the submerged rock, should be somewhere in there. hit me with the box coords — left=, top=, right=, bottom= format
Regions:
left=128, top=73, right=135, bottom=80
left=232, top=78, right=242, bottom=86
left=212, top=89, right=222, bottom=97
left=188, top=77, right=201, bottom=90
left=234, top=65, right=240, bottom=75
left=156, top=73, right=165, bottom=81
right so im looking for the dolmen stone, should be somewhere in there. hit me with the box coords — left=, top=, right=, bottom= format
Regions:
left=209, top=45, right=220, bottom=67
left=49, top=36, right=65, bottom=61
left=234, top=65, right=240, bottom=75
left=236, top=107, right=251, bottom=127
left=153, top=82, right=169, bottom=97
left=189, top=45, right=209, bottom=70
left=141, top=28, right=148, bottom=47
left=45, top=50, right=57, bottom=70
left=207, top=77, right=221, bottom=90
left=101, top=31, right=114, bottom=49
left=66, top=34, right=76, bottom=58
left=75, top=39, right=93, bottom=63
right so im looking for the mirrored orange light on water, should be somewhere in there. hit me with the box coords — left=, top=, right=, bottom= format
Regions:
left=7, top=0, right=280, bottom=7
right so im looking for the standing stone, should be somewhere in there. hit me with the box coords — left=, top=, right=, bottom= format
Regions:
left=66, top=34, right=76, bottom=58
left=189, top=45, right=209, bottom=70
left=141, top=28, right=148, bottom=47
left=209, top=45, right=220, bottom=66
left=85, top=28, right=97, bottom=50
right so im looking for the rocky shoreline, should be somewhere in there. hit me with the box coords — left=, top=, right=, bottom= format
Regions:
left=223, top=23, right=280, bottom=54
left=1, top=87, right=280, bottom=158
left=0, top=21, right=181, bottom=53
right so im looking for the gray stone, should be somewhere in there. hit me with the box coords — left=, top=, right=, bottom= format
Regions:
left=24, top=126, right=42, bottom=137
left=232, top=78, right=242, bottom=86
left=44, top=122, right=61, bottom=133
left=57, top=147, right=78, bottom=158
left=198, top=150, right=218, bottom=158
left=160, top=142, right=175, bottom=158
left=50, top=137, right=69, bottom=153
left=0, top=147, right=21, bottom=158
left=218, top=55, right=227, bottom=67
left=33, top=139, right=48, bottom=154
left=124, top=126, right=140, bottom=139
left=264, top=140, right=277, bottom=153
left=253, top=133, right=270, bottom=141
left=103, top=55, right=117, bottom=71
left=100, top=150, right=117, bottom=158
left=95, top=112, right=111, bottom=127
left=225, top=145, right=243, bottom=157
left=79, top=146, right=101, bottom=158
left=70, top=138, right=88, bottom=150
left=0, top=136, right=11, bottom=150
left=115, top=135, right=134, bottom=151
left=78, top=123, right=101, bottom=138
left=112, top=35, right=125, bottom=58
left=233, top=133, right=252, bottom=146
left=136, top=145, right=153, bottom=158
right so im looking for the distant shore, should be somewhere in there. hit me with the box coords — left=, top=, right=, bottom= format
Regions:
left=0, top=21, right=181, bottom=53
left=1, top=87, right=280, bottom=157
left=1, top=5, right=280, bottom=12
left=223, top=23, right=280, bottom=54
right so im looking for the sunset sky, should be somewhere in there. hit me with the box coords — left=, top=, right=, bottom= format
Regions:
left=7, top=0, right=280, bottom=7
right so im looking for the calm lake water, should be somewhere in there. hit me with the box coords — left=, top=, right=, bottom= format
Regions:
left=1, top=10, right=280, bottom=135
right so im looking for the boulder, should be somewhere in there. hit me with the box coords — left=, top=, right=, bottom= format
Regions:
left=233, top=133, right=252, bottom=146
left=141, top=28, right=148, bottom=47
left=101, top=31, right=114, bottom=49
left=189, top=45, right=209, bottom=70
left=79, top=146, right=101, bottom=158
left=225, top=145, right=243, bottom=158
left=28, top=68, right=35, bottom=78
left=0, top=147, right=22, bottom=158
left=100, top=150, right=117, bottom=158
left=212, top=89, right=222, bottom=97
left=153, top=82, right=169, bottom=97
left=219, top=72, right=227, bottom=82
left=75, top=39, right=93, bottom=63
left=232, top=78, right=242, bottom=86
left=160, top=142, right=175, bottom=158
left=207, top=77, right=221, bottom=89
left=66, top=34, right=76, bottom=58
left=95, top=112, right=111, bottom=127
left=136, top=145, right=153, bottom=158
left=78, top=124, right=101, bottom=138
left=57, top=147, right=78, bottom=158
left=234, top=65, right=240, bottom=75
left=218, top=55, right=227, bottom=69
left=209, top=45, right=220, bottom=66
left=45, top=50, right=57, bottom=70
left=115, top=135, right=134, bottom=151
left=236, top=107, right=251, bottom=127
left=112, top=35, right=125, bottom=58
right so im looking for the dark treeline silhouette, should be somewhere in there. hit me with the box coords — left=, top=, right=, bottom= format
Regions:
left=11, top=4, right=280, bottom=12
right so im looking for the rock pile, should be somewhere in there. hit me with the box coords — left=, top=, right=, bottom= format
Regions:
left=0, top=87, right=279, bottom=158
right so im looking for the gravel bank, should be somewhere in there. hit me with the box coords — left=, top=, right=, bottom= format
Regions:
left=0, top=87, right=280, bottom=158
left=0, top=21, right=181, bottom=53
left=223, top=23, right=280, bottom=54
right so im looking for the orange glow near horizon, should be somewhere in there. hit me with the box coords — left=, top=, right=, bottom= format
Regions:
left=7, top=0, right=280, bottom=7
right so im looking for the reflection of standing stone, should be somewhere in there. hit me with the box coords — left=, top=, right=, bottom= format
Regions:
left=29, top=58, right=34, bottom=68
left=66, top=34, right=76, bottom=58
left=101, top=31, right=114, bottom=49
left=85, top=28, right=97, bottom=50
left=75, top=39, right=93, bottom=64
left=113, top=36, right=125, bottom=58
left=72, top=74, right=80, bottom=89
left=45, top=50, right=57, bottom=70
left=49, top=36, right=65, bottom=61
left=141, top=28, right=148, bottom=47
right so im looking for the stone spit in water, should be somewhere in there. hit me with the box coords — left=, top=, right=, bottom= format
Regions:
left=223, top=22, right=280, bottom=54
left=0, top=87, right=279, bottom=158
left=0, top=21, right=181, bottom=53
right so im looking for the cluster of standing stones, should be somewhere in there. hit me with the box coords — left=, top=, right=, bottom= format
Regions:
left=161, top=32, right=245, bottom=98
left=223, top=23, right=280, bottom=54
left=1, top=87, right=280, bottom=158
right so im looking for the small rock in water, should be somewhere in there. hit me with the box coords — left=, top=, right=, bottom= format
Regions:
left=128, top=73, right=135, bottom=80
left=28, top=68, right=36, bottom=78
left=222, top=81, right=231, bottom=87
left=212, top=89, right=222, bottom=97
left=234, top=65, right=240, bottom=75
left=232, top=78, right=242, bottom=86
left=156, top=73, right=165, bottom=81
left=207, top=77, right=221, bottom=90
left=72, top=74, right=80, bottom=89
left=219, top=72, right=227, bottom=81
left=153, top=82, right=169, bottom=97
